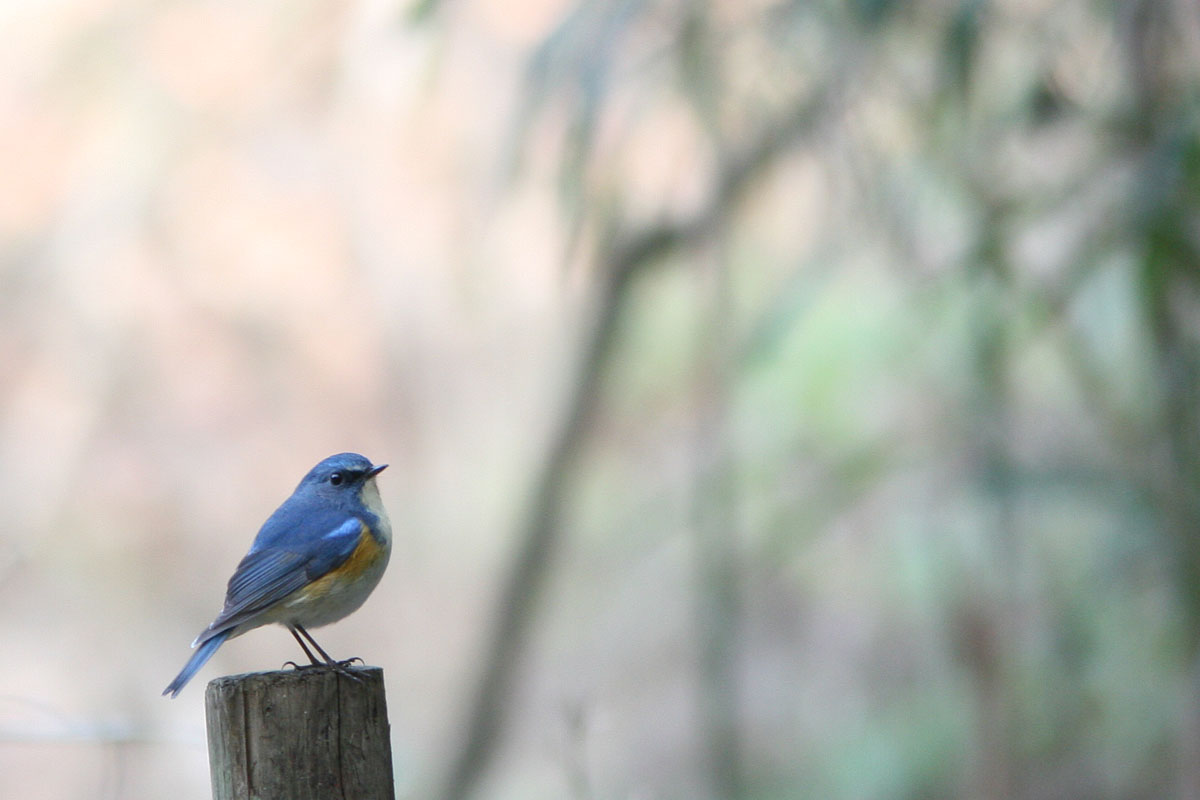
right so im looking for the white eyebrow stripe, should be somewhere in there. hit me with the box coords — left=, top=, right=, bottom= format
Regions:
left=322, top=517, right=362, bottom=541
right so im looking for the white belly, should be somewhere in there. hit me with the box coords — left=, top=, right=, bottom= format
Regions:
left=285, top=544, right=391, bottom=628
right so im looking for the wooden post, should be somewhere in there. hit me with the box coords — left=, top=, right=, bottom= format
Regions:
left=205, top=667, right=394, bottom=800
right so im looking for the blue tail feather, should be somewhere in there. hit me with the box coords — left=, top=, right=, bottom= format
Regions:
left=163, top=629, right=231, bottom=698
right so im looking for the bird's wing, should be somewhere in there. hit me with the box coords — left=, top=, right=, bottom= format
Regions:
left=194, top=516, right=365, bottom=645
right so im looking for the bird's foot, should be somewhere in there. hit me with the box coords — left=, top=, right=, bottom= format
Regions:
left=283, top=658, right=364, bottom=683
left=326, top=658, right=365, bottom=683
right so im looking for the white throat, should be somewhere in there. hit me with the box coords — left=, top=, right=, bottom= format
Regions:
left=360, top=477, right=391, bottom=542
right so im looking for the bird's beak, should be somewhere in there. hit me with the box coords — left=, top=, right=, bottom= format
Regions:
left=367, top=464, right=388, bottom=478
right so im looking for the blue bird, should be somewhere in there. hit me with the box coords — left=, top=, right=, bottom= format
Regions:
left=164, top=453, right=391, bottom=697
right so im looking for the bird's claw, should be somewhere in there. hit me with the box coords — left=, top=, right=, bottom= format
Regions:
left=283, top=658, right=364, bottom=683
left=328, top=659, right=365, bottom=683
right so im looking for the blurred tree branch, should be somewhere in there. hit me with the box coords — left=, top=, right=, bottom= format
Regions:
left=435, top=90, right=827, bottom=800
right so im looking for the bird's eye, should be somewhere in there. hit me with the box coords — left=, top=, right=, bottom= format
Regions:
left=329, top=472, right=344, bottom=486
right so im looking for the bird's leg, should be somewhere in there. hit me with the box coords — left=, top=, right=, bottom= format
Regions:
left=293, top=624, right=336, bottom=663
left=288, top=625, right=323, bottom=667
left=294, top=624, right=364, bottom=682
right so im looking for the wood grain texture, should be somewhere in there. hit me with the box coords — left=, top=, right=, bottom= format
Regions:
left=205, top=667, right=394, bottom=800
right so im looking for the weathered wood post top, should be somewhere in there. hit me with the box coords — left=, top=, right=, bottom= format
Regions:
left=205, top=667, right=394, bottom=800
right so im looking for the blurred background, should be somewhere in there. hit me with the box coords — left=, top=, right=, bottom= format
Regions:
left=2, top=0, right=1199, bottom=798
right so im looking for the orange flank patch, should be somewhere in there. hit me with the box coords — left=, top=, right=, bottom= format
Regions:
left=295, top=526, right=384, bottom=601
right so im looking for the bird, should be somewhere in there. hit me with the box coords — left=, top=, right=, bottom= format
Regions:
left=163, top=452, right=392, bottom=698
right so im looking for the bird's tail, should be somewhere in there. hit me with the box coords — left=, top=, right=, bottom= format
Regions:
left=163, top=629, right=232, bottom=698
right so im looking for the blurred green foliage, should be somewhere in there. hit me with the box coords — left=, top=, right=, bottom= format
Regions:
left=465, top=0, right=1200, bottom=798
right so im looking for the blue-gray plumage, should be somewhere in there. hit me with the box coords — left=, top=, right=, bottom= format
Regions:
left=164, top=453, right=392, bottom=698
